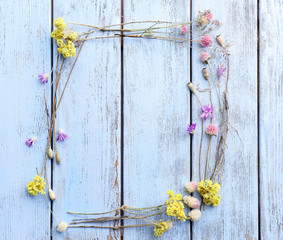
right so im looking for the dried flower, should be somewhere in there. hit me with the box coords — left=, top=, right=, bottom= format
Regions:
left=198, top=180, right=221, bottom=206
left=217, top=66, right=226, bottom=78
left=68, top=31, right=78, bottom=41
left=25, top=137, right=37, bottom=147
left=27, top=175, right=46, bottom=196
left=200, top=35, right=212, bottom=47
left=38, top=72, right=49, bottom=84
left=206, top=124, right=218, bottom=136
left=57, top=129, right=68, bottom=142
left=185, top=181, right=198, bottom=193
left=48, top=147, right=54, bottom=159
left=200, top=52, right=211, bottom=64
left=198, top=10, right=213, bottom=26
left=180, top=25, right=188, bottom=34
left=200, top=105, right=214, bottom=120
left=202, top=68, right=209, bottom=80
left=187, top=123, right=196, bottom=135
left=188, top=209, right=201, bottom=221
left=187, top=82, right=196, bottom=94
left=54, top=17, right=66, bottom=30
left=153, top=220, right=168, bottom=237
left=216, top=34, right=224, bottom=47
left=183, top=196, right=200, bottom=209
left=48, top=188, right=56, bottom=201
left=166, top=221, right=173, bottom=230
left=57, top=222, right=68, bottom=232
left=56, top=150, right=61, bottom=164
left=166, top=190, right=186, bottom=222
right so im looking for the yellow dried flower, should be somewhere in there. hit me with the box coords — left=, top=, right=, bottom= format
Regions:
left=27, top=175, right=46, bottom=196
left=54, top=17, right=66, bottom=30
left=165, top=190, right=186, bottom=222
left=197, top=180, right=221, bottom=206
left=68, top=31, right=78, bottom=41
left=57, top=40, right=76, bottom=58
left=51, top=29, right=67, bottom=40
left=153, top=220, right=168, bottom=237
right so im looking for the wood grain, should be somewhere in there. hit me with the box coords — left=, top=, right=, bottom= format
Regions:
left=0, top=0, right=51, bottom=239
left=191, top=1, right=259, bottom=239
left=123, top=1, right=191, bottom=239
left=52, top=1, right=121, bottom=239
left=259, top=1, right=283, bottom=239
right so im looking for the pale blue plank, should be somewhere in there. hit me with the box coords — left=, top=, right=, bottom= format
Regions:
left=191, top=1, right=258, bottom=239
left=260, top=1, right=283, bottom=239
left=0, top=0, right=51, bottom=239
left=52, top=1, right=121, bottom=239
left=123, top=1, right=191, bottom=239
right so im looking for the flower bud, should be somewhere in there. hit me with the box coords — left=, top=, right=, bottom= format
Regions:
left=166, top=221, right=173, bottom=230
left=188, top=209, right=201, bottom=222
left=185, top=181, right=198, bottom=193
left=187, top=82, right=196, bottom=94
left=202, top=68, right=209, bottom=80
left=48, top=147, right=54, bottom=159
left=183, top=196, right=200, bottom=209
left=56, top=150, right=61, bottom=164
left=48, top=188, right=56, bottom=201
left=216, top=35, right=224, bottom=47
left=56, top=221, right=68, bottom=232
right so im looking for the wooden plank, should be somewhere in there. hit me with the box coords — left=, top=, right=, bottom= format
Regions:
left=0, top=0, right=51, bottom=239
left=123, top=1, right=191, bottom=239
left=52, top=1, right=121, bottom=239
left=191, top=1, right=259, bottom=239
left=259, top=1, right=283, bottom=239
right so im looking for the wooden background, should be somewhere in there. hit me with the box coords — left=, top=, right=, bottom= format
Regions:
left=0, top=0, right=282, bottom=239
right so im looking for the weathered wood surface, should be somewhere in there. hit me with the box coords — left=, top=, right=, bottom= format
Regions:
left=0, top=0, right=282, bottom=239
left=259, top=1, right=283, bottom=239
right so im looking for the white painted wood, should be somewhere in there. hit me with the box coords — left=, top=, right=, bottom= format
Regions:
left=123, top=1, right=191, bottom=239
left=260, top=1, right=283, bottom=239
left=52, top=1, right=121, bottom=239
left=0, top=0, right=51, bottom=239
left=191, top=1, right=259, bottom=239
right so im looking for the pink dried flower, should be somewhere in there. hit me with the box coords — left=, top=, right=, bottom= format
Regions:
left=180, top=25, right=188, bottom=34
left=183, top=196, right=201, bottom=209
left=25, top=137, right=37, bottom=147
left=57, top=129, right=68, bottom=142
left=38, top=72, right=49, bottom=84
left=206, top=124, right=218, bottom=136
left=200, top=35, right=212, bottom=47
left=185, top=181, right=198, bottom=193
left=217, top=66, right=226, bottom=78
left=200, top=52, right=211, bottom=63
left=205, top=12, right=213, bottom=20
left=187, top=123, right=196, bottom=135
left=201, top=105, right=214, bottom=120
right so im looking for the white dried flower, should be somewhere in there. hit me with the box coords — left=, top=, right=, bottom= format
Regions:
left=188, top=209, right=201, bottom=222
left=183, top=196, right=200, bottom=209
left=48, top=188, right=56, bottom=201
left=187, top=82, right=196, bottom=94
left=57, top=222, right=68, bottom=232
left=216, top=35, right=224, bottom=47
left=185, top=181, right=198, bottom=193
left=56, top=150, right=61, bottom=164
left=202, top=68, right=209, bottom=80
left=166, top=221, right=173, bottom=230
left=48, top=147, right=54, bottom=159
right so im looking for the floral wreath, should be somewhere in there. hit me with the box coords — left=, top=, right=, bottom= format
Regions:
left=26, top=10, right=231, bottom=238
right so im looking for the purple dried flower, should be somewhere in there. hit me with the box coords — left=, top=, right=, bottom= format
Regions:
left=217, top=66, right=226, bottom=78
left=200, top=105, right=214, bottom=120
left=38, top=72, right=49, bottom=84
left=25, top=137, right=37, bottom=147
left=187, top=123, right=196, bottom=135
left=57, top=129, right=68, bottom=142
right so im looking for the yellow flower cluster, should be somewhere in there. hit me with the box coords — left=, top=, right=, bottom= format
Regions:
left=27, top=175, right=46, bottom=196
left=165, top=190, right=186, bottom=222
left=198, top=180, right=221, bottom=206
left=153, top=220, right=168, bottom=237
left=51, top=17, right=78, bottom=58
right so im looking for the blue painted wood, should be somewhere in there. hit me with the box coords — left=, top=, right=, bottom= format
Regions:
left=191, top=1, right=259, bottom=239
left=123, top=1, right=191, bottom=239
left=51, top=1, right=121, bottom=239
left=0, top=0, right=51, bottom=239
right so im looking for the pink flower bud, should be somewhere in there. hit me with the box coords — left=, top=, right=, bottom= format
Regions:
left=200, top=52, right=211, bottom=63
left=206, top=124, right=217, bottom=136
left=185, top=181, right=198, bottom=193
left=200, top=35, right=212, bottom=47
left=183, top=196, right=201, bottom=209
left=180, top=25, right=188, bottom=34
